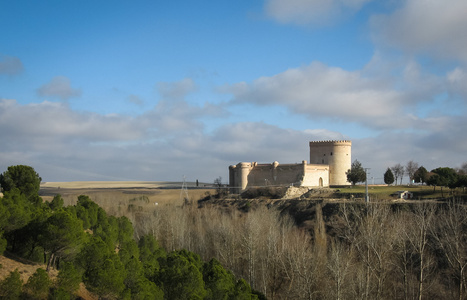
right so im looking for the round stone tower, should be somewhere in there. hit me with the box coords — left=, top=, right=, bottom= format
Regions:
left=309, top=140, right=351, bottom=186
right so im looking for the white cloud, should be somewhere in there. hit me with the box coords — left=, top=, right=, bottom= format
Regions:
left=0, top=55, right=23, bottom=75
left=447, top=67, right=467, bottom=100
left=264, top=0, right=372, bottom=26
left=37, top=76, right=82, bottom=100
left=225, top=61, right=415, bottom=129
left=370, top=0, right=467, bottom=63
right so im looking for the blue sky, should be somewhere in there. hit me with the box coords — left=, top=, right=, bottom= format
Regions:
left=1, top=0, right=466, bottom=183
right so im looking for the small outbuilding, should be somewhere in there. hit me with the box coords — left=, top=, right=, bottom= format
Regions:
left=392, top=190, right=413, bottom=199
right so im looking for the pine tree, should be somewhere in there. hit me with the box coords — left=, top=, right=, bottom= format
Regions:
left=384, top=168, right=395, bottom=185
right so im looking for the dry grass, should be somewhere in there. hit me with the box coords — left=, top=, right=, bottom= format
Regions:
left=39, top=181, right=214, bottom=215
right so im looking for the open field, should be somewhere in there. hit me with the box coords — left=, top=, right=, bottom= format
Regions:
left=39, top=181, right=215, bottom=213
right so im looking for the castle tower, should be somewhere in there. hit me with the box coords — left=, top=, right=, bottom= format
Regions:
left=309, top=140, right=351, bottom=186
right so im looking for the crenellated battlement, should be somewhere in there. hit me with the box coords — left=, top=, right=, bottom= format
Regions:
left=309, top=140, right=351, bottom=145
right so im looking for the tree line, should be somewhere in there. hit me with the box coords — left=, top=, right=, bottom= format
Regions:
left=346, top=159, right=467, bottom=190
left=0, top=165, right=260, bottom=300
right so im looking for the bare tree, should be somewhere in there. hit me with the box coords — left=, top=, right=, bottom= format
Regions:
left=431, top=202, right=467, bottom=300
left=406, top=161, right=419, bottom=185
left=340, top=203, right=399, bottom=300
left=391, top=164, right=405, bottom=185
left=459, top=162, right=467, bottom=175
left=327, top=239, right=354, bottom=300
left=405, top=204, right=437, bottom=300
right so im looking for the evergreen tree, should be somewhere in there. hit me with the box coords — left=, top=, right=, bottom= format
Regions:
left=203, top=258, right=235, bottom=300
left=39, top=210, right=84, bottom=270
left=48, top=194, right=64, bottom=211
left=346, top=160, right=366, bottom=186
left=56, top=262, right=81, bottom=295
left=23, top=268, right=51, bottom=300
left=157, top=250, right=206, bottom=300
left=384, top=168, right=395, bottom=185
left=0, top=269, right=23, bottom=300
left=0, top=165, right=41, bottom=202
left=414, top=166, right=429, bottom=184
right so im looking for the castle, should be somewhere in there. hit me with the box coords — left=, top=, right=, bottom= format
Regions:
left=229, top=140, right=351, bottom=193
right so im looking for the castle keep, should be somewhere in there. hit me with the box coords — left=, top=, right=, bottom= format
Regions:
left=229, top=140, right=351, bottom=193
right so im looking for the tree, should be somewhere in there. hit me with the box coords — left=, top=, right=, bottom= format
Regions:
left=0, top=269, right=23, bottom=300
left=346, top=160, right=366, bottom=186
left=391, top=164, right=404, bottom=185
left=0, top=165, right=41, bottom=201
left=157, top=250, right=207, bottom=300
left=406, top=161, right=419, bottom=184
left=77, top=236, right=126, bottom=298
left=414, top=166, right=429, bottom=184
left=202, top=258, right=235, bottom=300
left=429, top=167, right=458, bottom=196
left=459, top=162, right=467, bottom=175
left=39, top=210, right=84, bottom=270
left=56, top=262, right=81, bottom=296
left=49, top=194, right=64, bottom=211
left=23, top=268, right=51, bottom=300
left=384, top=168, right=395, bottom=185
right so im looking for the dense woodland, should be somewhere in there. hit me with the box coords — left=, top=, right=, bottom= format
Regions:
left=1, top=165, right=466, bottom=300
left=0, top=165, right=260, bottom=299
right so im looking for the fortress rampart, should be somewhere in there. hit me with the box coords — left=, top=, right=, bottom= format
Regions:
left=229, top=140, right=351, bottom=193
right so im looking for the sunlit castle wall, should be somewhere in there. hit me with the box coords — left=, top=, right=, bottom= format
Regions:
left=309, top=140, right=351, bottom=186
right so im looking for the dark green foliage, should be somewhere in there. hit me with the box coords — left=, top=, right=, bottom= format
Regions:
left=49, top=288, right=72, bottom=300
left=0, top=269, right=23, bottom=300
left=0, top=167, right=256, bottom=300
left=0, top=165, right=41, bottom=202
left=231, top=278, right=258, bottom=300
left=39, top=210, right=84, bottom=269
left=23, top=268, right=51, bottom=299
left=138, top=235, right=166, bottom=279
left=431, top=167, right=458, bottom=188
left=56, top=262, right=81, bottom=295
left=49, top=194, right=64, bottom=211
left=157, top=250, right=207, bottom=300
left=346, top=160, right=366, bottom=185
left=0, top=232, right=6, bottom=255
left=414, top=166, right=429, bottom=184
left=117, top=216, right=134, bottom=244
left=76, top=236, right=126, bottom=298
left=76, top=195, right=99, bottom=230
left=384, top=168, right=394, bottom=185
left=203, top=258, right=235, bottom=300
left=93, top=210, right=119, bottom=249
left=456, top=174, right=467, bottom=188
left=0, top=188, right=32, bottom=232
left=130, top=277, right=164, bottom=300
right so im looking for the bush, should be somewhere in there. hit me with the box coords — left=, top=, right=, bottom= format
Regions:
left=23, top=268, right=51, bottom=299
left=0, top=269, right=23, bottom=300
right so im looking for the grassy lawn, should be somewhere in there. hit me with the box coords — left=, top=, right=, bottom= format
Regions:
left=333, top=184, right=465, bottom=200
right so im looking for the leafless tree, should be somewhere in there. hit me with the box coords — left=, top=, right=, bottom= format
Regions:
left=431, top=201, right=467, bottom=300
left=391, top=164, right=405, bottom=185
left=405, top=204, right=437, bottom=300
left=327, top=239, right=354, bottom=300
left=406, top=161, right=419, bottom=184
